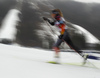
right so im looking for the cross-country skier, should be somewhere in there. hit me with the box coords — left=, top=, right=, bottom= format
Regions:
left=43, top=9, right=100, bottom=65
left=43, top=9, right=99, bottom=63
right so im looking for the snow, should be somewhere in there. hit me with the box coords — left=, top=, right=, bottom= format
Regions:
left=0, top=44, right=100, bottom=78
left=72, top=24, right=100, bottom=44
left=0, top=9, right=20, bottom=41
left=74, top=0, right=100, bottom=3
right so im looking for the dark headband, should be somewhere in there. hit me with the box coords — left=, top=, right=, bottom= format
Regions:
left=52, top=10, right=59, bottom=14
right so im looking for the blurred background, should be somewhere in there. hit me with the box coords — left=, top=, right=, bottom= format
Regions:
left=0, top=0, right=100, bottom=51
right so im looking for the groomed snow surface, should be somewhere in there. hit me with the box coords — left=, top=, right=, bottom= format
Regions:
left=0, top=44, right=100, bottom=78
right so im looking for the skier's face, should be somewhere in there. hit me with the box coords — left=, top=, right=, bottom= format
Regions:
left=51, top=13, right=56, bottom=18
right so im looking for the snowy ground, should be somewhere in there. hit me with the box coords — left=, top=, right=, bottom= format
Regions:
left=0, top=44, right=100, bottom=78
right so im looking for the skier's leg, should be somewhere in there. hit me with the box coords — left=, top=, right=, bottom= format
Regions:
left=62, top=30, right=82, bottom=54
left=53, top=38, right=63, bottom=57
left=53, top=38, right=63, bottom=63
left=62, top=30, right=88, bottom=63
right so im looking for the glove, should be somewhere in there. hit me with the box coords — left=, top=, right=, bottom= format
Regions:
left=43, top=17, right=48, bottom=21
left=59, top=35, right=63, bottom=39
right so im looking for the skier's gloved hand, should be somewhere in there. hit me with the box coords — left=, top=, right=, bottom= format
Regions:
left=43, top=17, right=48, bottom=21
left=59, top=35, right=63, bottom=39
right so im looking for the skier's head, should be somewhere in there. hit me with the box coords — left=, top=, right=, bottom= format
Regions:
left=51, top=9, right=63, bottom=18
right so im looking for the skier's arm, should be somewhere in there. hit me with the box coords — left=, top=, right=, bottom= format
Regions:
left=48, top=20, right=55, bottom=25
left=43, top=17, right=55, bottom=26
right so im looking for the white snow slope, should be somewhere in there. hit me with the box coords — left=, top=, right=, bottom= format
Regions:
left=0, top=9, right=20, bottom=40
left=0, top=44, right=100, bottom=78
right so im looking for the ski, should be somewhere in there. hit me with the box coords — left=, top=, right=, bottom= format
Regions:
left=47, top=61, right=99, bottom=69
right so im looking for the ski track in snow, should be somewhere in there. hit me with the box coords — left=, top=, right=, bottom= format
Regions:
left=0, top=44, right=100, bottom=78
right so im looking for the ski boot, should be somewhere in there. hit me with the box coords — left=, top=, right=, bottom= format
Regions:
left=81, top=53, right=89, bottom=65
